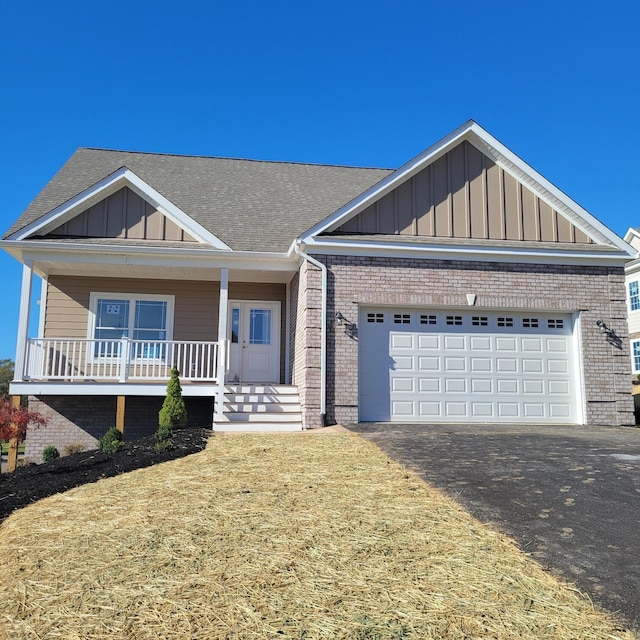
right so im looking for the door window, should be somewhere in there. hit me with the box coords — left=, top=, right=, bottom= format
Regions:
left=249, top=309, right=272, bottom=345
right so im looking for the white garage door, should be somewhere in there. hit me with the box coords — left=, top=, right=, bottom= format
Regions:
left=359, top=308, right=579, bottom=423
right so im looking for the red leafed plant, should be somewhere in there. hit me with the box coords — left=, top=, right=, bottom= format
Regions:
left=0, top=398, right=46, bottom=442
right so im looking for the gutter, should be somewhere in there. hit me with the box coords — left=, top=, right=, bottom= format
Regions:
left=294, top=241, right=327, bottom=426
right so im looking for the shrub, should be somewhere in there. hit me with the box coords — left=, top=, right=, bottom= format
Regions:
left=42, top=445, right=60, bottom=463
left=157, top=367, right=187, bottom=448
left=98, top=427, right=124, bottom=453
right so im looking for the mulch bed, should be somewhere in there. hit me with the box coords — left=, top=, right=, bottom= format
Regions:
left=0, top=427, right=211, bottom=523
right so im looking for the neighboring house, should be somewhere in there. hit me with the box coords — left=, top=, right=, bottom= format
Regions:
left=1, top=121, right=635, bottom=460
left=624, top=228, right=640, bottom=384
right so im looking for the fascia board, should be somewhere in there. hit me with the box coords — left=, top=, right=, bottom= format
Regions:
left=624, top=228, right=640, bottom=244
left=9, top=381, right=218, bottom=397
left=0, top=239, right=295, bottom=271
left=10, top=168, right=232, bottom=250
left=302, top=237, right=631, bottom=267
left=300, top=121, right=475, bottom=240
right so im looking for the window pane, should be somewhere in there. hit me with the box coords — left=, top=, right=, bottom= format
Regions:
left=231, top=308, right=240, bottom=344
left=135, top=301, right=167, bottom=330
left=249, top=309, right=271, bottom=345
left=630, top=282, right=640, bottom=311
left=133, top=329, right=167, bottom=341
left=96, top=299, right=130, bottom=331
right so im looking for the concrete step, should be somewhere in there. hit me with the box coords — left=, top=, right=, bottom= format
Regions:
left=224, top=394, right=300, bottom=404
left=224, top=403, right=301, bottom=413
left=218, top=411, right=302, bottom=423
left=212, top=421, right=302, bottom=432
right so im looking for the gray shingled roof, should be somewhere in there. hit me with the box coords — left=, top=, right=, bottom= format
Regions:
left=4, top=149, right=392, bottom=253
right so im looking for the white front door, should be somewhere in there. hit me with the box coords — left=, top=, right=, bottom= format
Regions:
left=227, top=301, right=280, bottom=383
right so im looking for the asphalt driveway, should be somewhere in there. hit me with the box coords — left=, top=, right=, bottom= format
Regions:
left=346, top=422, right=640, bottom=632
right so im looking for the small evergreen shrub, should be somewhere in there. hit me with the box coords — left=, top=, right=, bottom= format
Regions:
left=99, top=427, right=124, bottom=453
left=156, top=367, right=187, bottom=451
left=42, top=445, right=60, bottom=463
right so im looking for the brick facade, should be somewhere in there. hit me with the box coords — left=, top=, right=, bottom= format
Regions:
left=298, top=254, right=633, bottom=427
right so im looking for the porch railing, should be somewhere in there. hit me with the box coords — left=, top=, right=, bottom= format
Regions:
left=23, top=338, right=220, bottom=383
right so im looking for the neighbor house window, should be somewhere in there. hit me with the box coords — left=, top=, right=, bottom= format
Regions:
left=630, top=281, right=640, bottom=311
left=633, top=341, right=640, bottom=374
left=89, top=293, right=175, bottom=357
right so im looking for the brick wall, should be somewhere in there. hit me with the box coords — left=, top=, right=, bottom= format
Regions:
left=315, top=254, right=633, bottom=427
left=289, top=261, right=323, bottom=428
left=26, top=395, right=214, bottom=463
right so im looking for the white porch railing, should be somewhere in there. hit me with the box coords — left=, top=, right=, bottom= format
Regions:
left=23, top=338, right=220, bottom=383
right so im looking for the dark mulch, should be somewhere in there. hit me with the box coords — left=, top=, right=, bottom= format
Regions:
left=0, top=427, right=211, bottom=524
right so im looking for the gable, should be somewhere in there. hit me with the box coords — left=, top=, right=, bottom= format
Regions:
left=45, top=187, right=198, bottom=242
left=332, top=141, right=594, bottom=244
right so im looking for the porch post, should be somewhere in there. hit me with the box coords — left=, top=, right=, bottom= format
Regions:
left=215, top=268, right=229, bottom=421
left=13, top=260, right=33, bottom=382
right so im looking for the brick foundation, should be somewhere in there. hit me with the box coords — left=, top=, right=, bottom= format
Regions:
left=26, top=395, right=214, bottom=463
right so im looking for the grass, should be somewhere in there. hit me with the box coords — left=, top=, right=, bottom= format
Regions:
left=0, top=440, right=25, bottom=455
left=0, top=432, right=634, bottom=639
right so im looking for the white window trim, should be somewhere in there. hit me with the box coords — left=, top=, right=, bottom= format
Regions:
left=88, top=292, right=175, bottom=356
left=632, top=339, right=640, bottom=374
left=629, top=280, right=640, bottom=313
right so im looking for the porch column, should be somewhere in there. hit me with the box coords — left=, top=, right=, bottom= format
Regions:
left=14, top=260, right=33, bottom=382
left=215, top=268, right=229, bottom=421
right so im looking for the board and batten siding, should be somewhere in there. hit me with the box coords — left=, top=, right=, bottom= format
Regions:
left=44, top=276, right=287, bottom=380
left=48, top=187, right=198, bottom=242
left=336, top=141, right=594, bottom=244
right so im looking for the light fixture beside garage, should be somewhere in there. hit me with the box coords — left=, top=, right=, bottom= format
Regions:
left=466, top=293, right=477, bottom=306
left=596, top=320, right=623, bottom=349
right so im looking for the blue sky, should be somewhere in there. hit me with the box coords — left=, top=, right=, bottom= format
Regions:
left=0, top=0, right=638, bottom=360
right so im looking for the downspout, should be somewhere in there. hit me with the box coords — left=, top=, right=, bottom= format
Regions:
left=294, top=242, right=327, bottom=426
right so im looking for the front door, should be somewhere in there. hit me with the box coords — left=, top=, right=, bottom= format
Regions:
left=227, top=301, right=280, bottom=383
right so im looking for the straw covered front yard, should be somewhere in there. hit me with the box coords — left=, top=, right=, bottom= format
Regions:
left=0, top=432, right=634, bottom=639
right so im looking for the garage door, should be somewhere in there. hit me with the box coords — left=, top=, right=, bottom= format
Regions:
left=359, top=308, right=579, bottom=423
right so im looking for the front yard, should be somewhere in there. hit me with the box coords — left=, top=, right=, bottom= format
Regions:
left=0, top=432, right=634, bottom=639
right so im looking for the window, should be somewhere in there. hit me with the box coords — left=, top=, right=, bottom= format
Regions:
left=89, top=293, right=174, bottom=357
left=446, top=315, right=463, bottom=326
left=472, top=316, right=488, bottom=326
left=394, top=313, right=411, bottom=324
left=630, top=281, right=640, bottom=311
left=547, top=319, right=564, bottom=329
left=420, top=315, right=437, bottom=325
left=367, top=313, right=384, bottom=323
left=497, top=317, right=513, bottom=327
left=633, top=341, right=640, bottom=373
left=522, top=318, right=539, bottom=328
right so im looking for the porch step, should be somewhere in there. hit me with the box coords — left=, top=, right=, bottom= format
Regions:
left=213, top=384, right=303, bottom=432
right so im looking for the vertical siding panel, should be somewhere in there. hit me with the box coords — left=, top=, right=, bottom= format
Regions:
left=106, top=189, right=125, bottom=237
left=164, top=218, right=183, bottom=241
left=338, top=214, right=359, bottom=233
left=574, top=227, right=593, bottom=243
left=449, top=143, right=468, bottom=238
left=433, top=155, right=449, bottom=236
left=86, top=201, right=105, bottom=236
left=503, top=171, right=520, bottom=240
left=145, top=204, right=164, bottom=239
left=415, top=166, right=433, bottom=236
left=485, top=159, right=502, bottom=239
left=126, top=189, right=145, bottom=239
left=468, top=145, right=486, bottom=238
left=396, top=180, right=414, bottom=235
left=521, top=187, right=538, bottom=240
left=378, top=192, right=396, bottom=234
left=538, top=200, right=555, bottom=241
left=556, top=211, right=573, bottom=242
left=359, top=203, right=377, bottom=233
left=66, top=210, right=87, bottom=236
